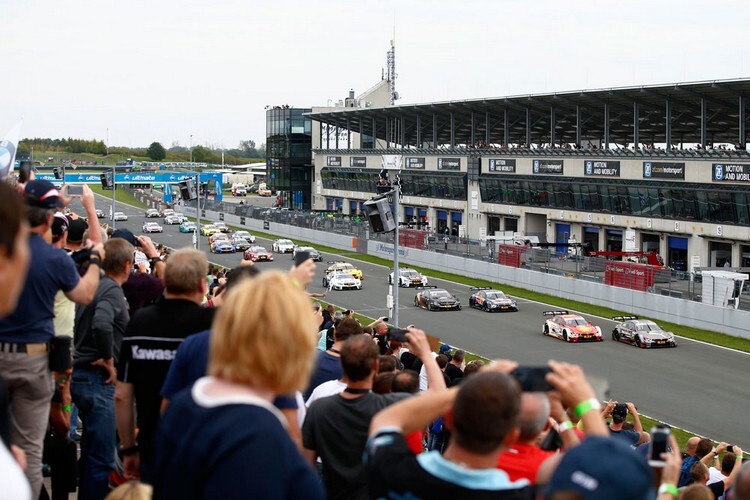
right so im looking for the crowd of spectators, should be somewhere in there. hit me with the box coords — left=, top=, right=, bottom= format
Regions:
left=0, top=176, right=749, bottom=500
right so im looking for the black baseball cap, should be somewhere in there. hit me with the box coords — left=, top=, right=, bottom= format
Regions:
left=23, top=179, right=63, bottom=209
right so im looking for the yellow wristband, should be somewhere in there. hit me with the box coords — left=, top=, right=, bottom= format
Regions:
left=574, top=398, right=601, bottom=418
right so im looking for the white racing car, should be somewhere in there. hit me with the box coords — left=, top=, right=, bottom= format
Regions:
left=273, top=239, right=295, bottom=253
left=388, top=268, right=428, bottom=287
left=324, top=271, right=362, bottom=291
left=142, top=222, right=163, bottom=233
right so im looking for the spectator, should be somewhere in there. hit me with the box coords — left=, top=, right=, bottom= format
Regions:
left=372, top=372, right=395, bottom=394
left=112, top=230, right=165, bottom=315
left=435, top=354, right=452, bottom=387
left=496, top=393, right=555, bottom=483
left=708, top=447, right=740, bottom=490
left=0, top=182, right=31, bottom=499
left=734, top=461, right=750, bottom=499
left=463, top=359, right=484, bottom=378
left=690, top=449, right=743, bottom=500
left=445, top=349, right=465, bottom=384
left=0, top=179, right=103, bottom=498
left=115, top=248, right=214, bottom=483
left=303, top=329, right=445, bottom=500
left=152, top=272, right=323, bottom=498
left=302, top=317, right=361, bottom=400
left=681, top=437, right=703, bottom=486
left=366, top=363, right=531, bottom=498
left=608, top=402, right=649, bottom=447
left=71, top=237, right=134, bottom=499
left=378, top=355, right=399, bottom=373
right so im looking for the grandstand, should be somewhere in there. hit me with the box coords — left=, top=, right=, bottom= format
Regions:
left=308, top=78, right=750, bottom=272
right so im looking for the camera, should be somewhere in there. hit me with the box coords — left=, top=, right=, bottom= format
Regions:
left=387, top=327, right=409, bottom=342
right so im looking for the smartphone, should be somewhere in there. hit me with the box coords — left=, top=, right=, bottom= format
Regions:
left=727, top=445, right=734, bottom=454
left=67, top=185, right=83, bottom=196
left=388, top=327, right=409, bottom=342
left=382, top=317, right=389, bottom=322
left=294, top=250, right=311, bottom=266
left=648, top=425, right=671, bottom=467
left=511, top=367, right=554, bottom=392
left=540, top=428, right=563, bottom=452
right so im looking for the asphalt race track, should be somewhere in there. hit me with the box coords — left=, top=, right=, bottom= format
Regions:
left=95, top=195, right=750, bottom=448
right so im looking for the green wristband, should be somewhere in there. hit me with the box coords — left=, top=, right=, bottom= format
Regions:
left=574, top=398, right=601, bottom=418
left=62, top=405, right=72, bottom=412
left=558, top=420, right=574, bottom=432
left=658, top=483, right=678, bottom=497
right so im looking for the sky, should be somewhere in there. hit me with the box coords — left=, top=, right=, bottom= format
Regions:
left=2, top=0, right=749, bottom=149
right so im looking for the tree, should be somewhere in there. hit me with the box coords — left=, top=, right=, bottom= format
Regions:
left=146, top=142, right=166, bottom=161
left=191, top=145, right=212, bottom=163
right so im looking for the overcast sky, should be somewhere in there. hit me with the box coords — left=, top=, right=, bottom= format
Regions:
left=2, top=0, right=748, bottom=149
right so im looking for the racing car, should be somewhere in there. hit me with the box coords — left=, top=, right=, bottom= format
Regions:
left=324, top=271, right=362, bottom=290
left=272, top=239, right=295, bottom=253
left=325, top=261, right=363, bottom=280
left=142, top=222, right=163, bottom=233
left=414, top=286, right=461, bottom=311
left=292, top=246, right=322, bottom=262
left=179, top=222, right=196, bottom=233
left=611, top=316, right=676, bottom=348
left=95, top=209, right=105, bottom=219
left=210, top=240, right=235, bottom=254
left=468, top=287, right=517, bottom=312
left=542, top=311, right=602, bottom=342
left=230, top=235, right=251, bottom=251
left=208, top=233, right=230, bottom=246
left=200, top=224, right=222, bottom=236
left=389, top=268, right=428, bottom=287
left=244, top=246, right=273, bottom=262
left=112, top=212, right=128, bottom=221
left=145, top=209, right=160, bottom=218
left=213, top=222, right=230, bottom=233
left=233, top=230, right=256, bottom=244
left=164, top=214, right=183, bottom=225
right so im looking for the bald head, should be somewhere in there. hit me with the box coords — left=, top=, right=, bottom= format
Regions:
left=685, top=437, right=700, bottom=455
left=516, top=393, right=550, bottom=442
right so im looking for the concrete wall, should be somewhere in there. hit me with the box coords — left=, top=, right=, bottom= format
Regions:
left=181, top=206, right=358, bottom=252
left=367, top=240, right=750, bottom=340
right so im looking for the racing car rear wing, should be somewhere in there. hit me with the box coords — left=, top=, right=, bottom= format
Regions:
left=470, top=286, right=492, bottom=291
left=612, top=315, right=638, bottom=321
left=542, top=310, right=569, bottom=316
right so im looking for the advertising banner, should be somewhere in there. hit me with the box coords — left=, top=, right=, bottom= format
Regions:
left=405, top=157, right=425, bottom=169
left=487, top=158, right=516, bottom=173
left=584, top=160, right=620, bottom=177
left=497, top=244, right=522, bottom=268
left=712, top=163, right=750, bottom=183
left=437, top=158, right=461, bottom=171
left=643, top=162, right=684, bottom=179
left=350, top=157, right=367, bottom=167
left=532, top=159, right=564, bottom=175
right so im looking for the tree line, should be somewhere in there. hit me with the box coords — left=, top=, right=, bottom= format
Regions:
left=19, top=137, right=107, bottom=156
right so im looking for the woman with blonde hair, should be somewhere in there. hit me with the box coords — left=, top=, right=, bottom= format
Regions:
left=151, top=271, right=323, bottom=499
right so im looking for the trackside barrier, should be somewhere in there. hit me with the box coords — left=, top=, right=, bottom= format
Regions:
left=367, top=241, right=750, bottom=340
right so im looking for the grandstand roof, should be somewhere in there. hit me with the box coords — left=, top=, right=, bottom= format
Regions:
left=309, top=78, right=750, bottom=148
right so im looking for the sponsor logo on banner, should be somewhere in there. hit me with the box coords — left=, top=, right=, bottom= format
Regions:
left=487, top=158, right=516, bottom=173
left=532, top=159, right=564, bottom=175
left=376, top=243, right=410, bottom=257
left=350, top=157, right=367, bottom=167
left=584, top=160, right=620, bottom=177
left=405, top=157, right=425, bottom=169
left=326, top=156, right=342, bottom=167
left=437, top=158, right=461, bottom=171
left=712, top=163, right=750, bottom=183
left=643, top=162, right=684, bottom=179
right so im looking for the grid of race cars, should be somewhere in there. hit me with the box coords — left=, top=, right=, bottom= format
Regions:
left=138, top=208, right=676, bottom=349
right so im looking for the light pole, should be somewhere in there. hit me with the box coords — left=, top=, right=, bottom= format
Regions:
left=391, top=183, right=400, bottom=327
left=195, top=170, right=201, bottom=251
left=111, top=165, right=117, bottom=229
left=189, top=134, right=193, bottom=164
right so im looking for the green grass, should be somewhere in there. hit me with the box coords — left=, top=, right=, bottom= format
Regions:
left=88, top=184, right=149, bottom=210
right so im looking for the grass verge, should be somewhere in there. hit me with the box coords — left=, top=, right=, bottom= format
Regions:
left=88, top=185, right=149, bottom=210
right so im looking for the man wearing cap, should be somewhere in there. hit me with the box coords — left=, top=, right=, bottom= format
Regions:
left=608, top=402, right=649, bottom=447
left=0, top=179, right=104, bottom=497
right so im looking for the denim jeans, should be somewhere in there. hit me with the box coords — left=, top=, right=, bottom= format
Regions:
left=70, top=367, right=116, bottom=500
